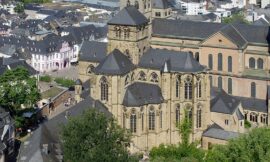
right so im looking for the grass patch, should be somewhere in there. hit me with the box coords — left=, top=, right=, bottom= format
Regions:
left=41, top=87, right=64, bottom=99
left=40, top=75, right=52, bottom=82
left=54, top=78, right=75, bottom=88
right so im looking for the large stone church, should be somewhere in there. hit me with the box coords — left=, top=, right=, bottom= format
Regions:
left=77, top=0, right=270, bottom=152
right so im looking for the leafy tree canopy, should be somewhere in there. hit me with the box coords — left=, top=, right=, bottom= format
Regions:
left=222, top=12, right=249, bottom=24
left=14, top=3, right=24, bottom=13
left=0, top=67, right=40, bottom=112
left=206, top=127, right=270, bottom=162
left=61, top=109, right=134, bottom=162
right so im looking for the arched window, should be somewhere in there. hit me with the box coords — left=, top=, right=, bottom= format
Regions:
left=87, top=65, right=95, bottom=74
left=218, top=76, right=222, bottom=90
left=141, top=112, right=144, bottom=131
left=127, top=0, right=130, bottom=6
left=130, top=110, right=137, bottom=133
left=196, top=107, right=202, bottom=128
left=124, top=28, right=130, bottom=39
left=100, top=77, right=108, bottom=101
left=138, top=71, right=146, bottom=81
left=251, top=82, right=256, bottom=98
left=150, top=72, right=159, bottom=83
left=114, top=26, right=121, bottom=38
left=185, top=106, right=192, bottom=128
left=176, top=104, right=180, bottom=123
left=261, top=114, right=268, bottom=124
left=149, top=107, right=155, bottom=130
left=135, top=0, right=139, bottom=9
left=218, top=53, right=223, bottom=71
left=249, top=57, right=255, bottom=69
left=208, top=54, right=213, bottom=70
left=197, top=80, right=202, bottom=98
left=176, top=76, right=180, bottom=98
left=257, top=58, right=263, bottom=69
left=125, top=75, right=129, bottom=86
left=228, top=56, right=232, bottom=72
left=184, top=77, right=192, bottom=100
left=123, top=112, right=126, bottom=128
left=125, top=49, right=131, bottom=60
left=250, top=113, right=257, bottom=122
left=209, top=76, right=212, bottom=87
left=195, top=52, right=199, bottom=62
left=228, top=78, right=232, bottom=94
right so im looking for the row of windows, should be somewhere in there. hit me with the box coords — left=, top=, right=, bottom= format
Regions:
left=127, top=0, right=151, bottom=9
left=249, top=57, right=264, bottom=69
left=128, top=106, right=202, bottom=133
left=208, top=54, right=232, bottom=72
left=245, top=113, right=268, bottom=124
left=211, top=76, right=256, bottom=98
left=114, top=27, right=130, bottom=39
left=176, top=77, right=203, bottom=100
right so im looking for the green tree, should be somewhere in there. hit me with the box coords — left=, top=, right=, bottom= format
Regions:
left=150, top=110, right=205, bottom=162
left=14, top=3, right=24, bottom=13
left=0, top=67, right=40, bottom=113
left=206, top=127, right=270, bottom=162
left=61, top=109, right=133, bottom=162
left=222, top=12, right=249, bottom=24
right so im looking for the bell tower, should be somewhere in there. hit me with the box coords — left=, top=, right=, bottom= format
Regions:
left=107, top=6, right=150, bottom=65
left=120, top=0, right=152, bottom=20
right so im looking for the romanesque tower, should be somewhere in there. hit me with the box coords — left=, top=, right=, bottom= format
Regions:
left=120, top=0, right=152, bottom=20
left=107, top=6, right=150, bottom=65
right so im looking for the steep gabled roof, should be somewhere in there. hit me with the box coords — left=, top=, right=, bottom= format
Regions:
left=108, top=6, right=148, bottom=26
left=94, top=49, right=135, bottom=75
left=211, top=88, right=241, bottom=114
left=79, top=41, right=107, bottom=62
left=122, top=82, right=164, bottom=107
left=152, top=0, right=170, bottom=9
left=203, top=123, right=240, bottom=140
left=139, top=48, right=206, bottom=73
left=219, top=24, right=248, bottom=49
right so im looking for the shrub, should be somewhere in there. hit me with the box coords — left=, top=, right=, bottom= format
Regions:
left=244, top=120, right=251, bottom=128
left=54, top=78, right=75, bottom=88
left=40, top=75, right=52, bottom=82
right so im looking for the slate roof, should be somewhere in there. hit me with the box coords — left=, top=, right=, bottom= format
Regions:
left=238, top=97, right=268, bottom=113
left=219, top=24, right=248, bottom=49
left=152, top=19, right=270, bottom=45
left=253, top=18, right=270, bottom=26
left=18, top=96, right=111, bottom=162
left=94, top=49, right=135, bottom=75
left=203, top=124, right=240, bottom=140
left=139, top=48, right=206, bottom=73
left=122, top=82, right=164, bottom=107
left=152, top=0, right=170, bottom=9
left=79, top=41, right=107, bottom=62
left=108, top=6, right=148, bottom=26
left=210, top=88, right=241, bottom=114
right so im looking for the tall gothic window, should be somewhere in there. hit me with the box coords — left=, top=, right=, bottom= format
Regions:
left=228, top=78, right=232, bottom=94
left=218, top=77, right=222, bottom=90
left=160, top=111, right=162, bottom=128
left=138, top=71, right=146, bottom=81
left=124, top=28, right=130, bottom=39
left=130, top=110, right=137, bottom=133
left=176, top=104, right=180, bottom=123
left=196, top=107, right=202, bottom=128
left=251, top=82, right=256, bottom=98
left=176, top=76, right=180, bottom=98
left=249, top=57, right=255, bottom=69
left=184, top=77, right=192, bottom=100
left=127, top=0, right=130, bottom=6
left=218, top=53, right=223, bottom=71
left=114, top=26, right=121, bottom=38
left=141, top=113, right=144, bottom=131
left=209, top=76, right=212, bottom=87
left=257, top=58, right=264, bottom=69
left=195, top=52, right=199, bottom=62
left=185, top=107, right=192, bottom=128
left=150, top=72, right=159, bottom=83
left=228, top=56, right=232, bottom=72
left=123, top=112, right=126, bottom=128
left=149, top=107, right=155, bottom=130
left=100, top=77, right=108, bottom=101
left=208, top=54, right=213, bottom=70
left=135, top=0, right=139, bottom=9
left=197, top=80, right=202, bottom=98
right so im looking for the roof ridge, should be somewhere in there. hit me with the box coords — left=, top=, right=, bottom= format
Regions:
left=231, top=24, right=248, bottom=44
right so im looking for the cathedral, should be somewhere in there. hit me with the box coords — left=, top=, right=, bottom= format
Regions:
left=77, top=0, right=270, bottom=152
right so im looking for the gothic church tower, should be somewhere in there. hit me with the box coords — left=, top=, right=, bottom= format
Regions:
left=107, top=6, right=150, bottom=65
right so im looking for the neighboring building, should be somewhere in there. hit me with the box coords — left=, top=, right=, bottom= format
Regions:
left=152, top=0, right=173, bottom=18
left=78, top=0, right=270, bottom=152
left=0, top=106, right=15, bottom=162
left=177, top=0, right=207, bottom=15
left=174, top=12, right=221, bottom=22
